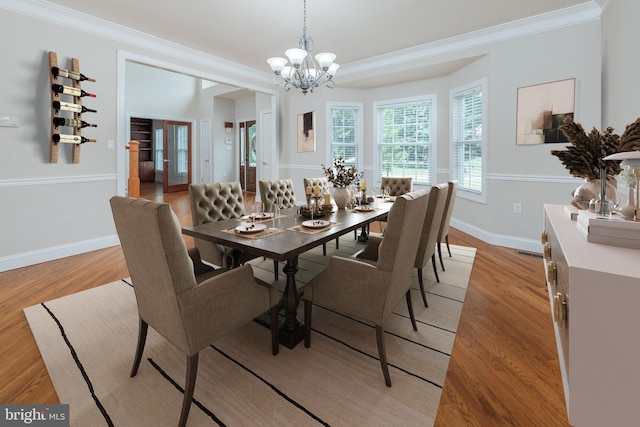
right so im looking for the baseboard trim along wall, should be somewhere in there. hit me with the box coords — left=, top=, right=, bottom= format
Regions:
left=0, top=235, right=120, bottom=273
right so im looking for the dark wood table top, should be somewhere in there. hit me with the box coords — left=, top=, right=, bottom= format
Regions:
left=182, top=201, right=392, bottom=261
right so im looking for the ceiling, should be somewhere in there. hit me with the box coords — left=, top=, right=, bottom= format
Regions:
left=44, top=0, right=601, bottom=89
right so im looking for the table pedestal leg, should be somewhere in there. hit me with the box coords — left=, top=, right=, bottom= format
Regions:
left=279, top=257, right=305, bottom=349
left=357, top=224, right=369, bottom=242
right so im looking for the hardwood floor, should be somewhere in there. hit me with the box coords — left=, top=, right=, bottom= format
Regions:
left=0, top=183, right=568, bottom=426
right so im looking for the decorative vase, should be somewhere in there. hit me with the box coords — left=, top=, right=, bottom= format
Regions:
left=572, top=179, right=618, bottom=210
left=333, top=187, right=350, bottom=209
left=619, top=187, right=636, bottom=218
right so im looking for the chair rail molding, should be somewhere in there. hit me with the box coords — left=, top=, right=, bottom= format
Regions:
left=0, top=174, right=117, bottom=187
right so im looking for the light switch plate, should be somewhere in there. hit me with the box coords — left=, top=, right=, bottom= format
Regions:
left=0, top=115, right=18, bottom=127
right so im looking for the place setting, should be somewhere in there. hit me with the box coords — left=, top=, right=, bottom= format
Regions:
left=223, top=222, right=286, bottom=239
left=289, top=218, right=340, bottom=234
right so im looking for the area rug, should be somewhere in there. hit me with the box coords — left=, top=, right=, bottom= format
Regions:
left=24, top=237, right=475, bottom=427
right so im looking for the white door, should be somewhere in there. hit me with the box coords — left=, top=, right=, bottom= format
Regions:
left=200, top=119, right=212, bottom=183
left=259, top=110, right=274, bottom=181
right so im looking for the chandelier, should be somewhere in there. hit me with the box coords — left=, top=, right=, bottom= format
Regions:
left=267, top=0, right=339, bottom=95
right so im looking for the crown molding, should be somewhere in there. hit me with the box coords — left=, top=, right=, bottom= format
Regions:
left=339, top=1, right=604, bottom=82
left=0, top=0, right=273, bottom=87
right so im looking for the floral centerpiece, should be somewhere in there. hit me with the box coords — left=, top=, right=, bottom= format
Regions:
left=321, top=156, right=362, bottom=187
left=321, top=157, right=363, bottom=209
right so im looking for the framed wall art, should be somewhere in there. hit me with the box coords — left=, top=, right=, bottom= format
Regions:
left=516, top=78, right=575, bottom=146
left=297, top=111, right=315, bottom=152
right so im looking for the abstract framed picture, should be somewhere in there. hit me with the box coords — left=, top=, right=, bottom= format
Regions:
left=297, top=111, right=315, bottom=153
left=516, top=78, right=575, bottom=145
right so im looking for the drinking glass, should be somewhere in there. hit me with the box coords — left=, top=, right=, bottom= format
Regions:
left=249, top=204, right=257, bottom=222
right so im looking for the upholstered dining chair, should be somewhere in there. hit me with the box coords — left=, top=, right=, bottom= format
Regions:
left=110, top=196, right=279, bottom=427
left=189, top=181, right=252, bottom=268
left=259, top=179, right=297, bottom=279
left=378, top=177, right=413, bottom=232
left=259, top=178, right=297, bottom=212
left=437, top=180, right=459, bottom=271
left=303, top=177, right=338, bottom=253
left=413, top=183, right=449, bottom=307
left=303, top=189, right=429, bottom=387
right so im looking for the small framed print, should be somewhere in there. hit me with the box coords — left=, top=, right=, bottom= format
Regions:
left=297, top=111, right=315, bottom=153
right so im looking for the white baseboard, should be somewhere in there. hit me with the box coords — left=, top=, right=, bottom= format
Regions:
left=0, top=235, right=120, bottom=273
left=451, top=218, right=542, bottom=254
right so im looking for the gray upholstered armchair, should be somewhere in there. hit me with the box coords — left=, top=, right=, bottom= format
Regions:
left=378, top=177, right=413, bottom=231
left=259, top=179, right=296, bottom=212
left=413, top=183, right=449, bottom=307
left=303, top=190, right=429, bottom=387
left=259, top=179, right=297, bottom=279
left=110, top=196, right=279, bottom=427
left=189, top=181, right=250, bottom=268
left=380, top=176, right=413, bottom=196
left=437, top=180, right=458, bottom=271
left=303, top=177, right=337, bottom=253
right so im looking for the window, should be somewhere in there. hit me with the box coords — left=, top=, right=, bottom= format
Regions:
left=451, top=79, right=486, bottom=202
left=374, top=95, right=436, bottom=186
left=154, top=128, right=163, bottom=171
left=327, top=102, right=363, bottom=169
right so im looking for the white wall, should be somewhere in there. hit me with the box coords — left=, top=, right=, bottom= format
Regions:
left=601, top=0, right=640, bottom=129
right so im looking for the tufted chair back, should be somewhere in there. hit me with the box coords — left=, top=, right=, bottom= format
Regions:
left=259, top=179, right=296, bottom=212
left=188, top=181, right=246, bottom=267
left=380, top=177, right=413, bottom=196
left=303, top=177, right=329, bottom=195
left=189, top=181, right=245, bottom=223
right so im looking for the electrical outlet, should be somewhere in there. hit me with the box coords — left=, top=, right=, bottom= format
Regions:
left=514, top=203, right=522, bottom=214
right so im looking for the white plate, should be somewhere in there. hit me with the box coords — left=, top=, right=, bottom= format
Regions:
left=355, top=205, right=375, bottom=212
left=302, top=220, right=330, bottom=229
left=235, top=223, right=268, bottom=233
left=241, top=212, right=274, bottom=220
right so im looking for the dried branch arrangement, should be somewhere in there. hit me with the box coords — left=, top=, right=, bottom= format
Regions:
left=550, top=116, right=640, bottom=180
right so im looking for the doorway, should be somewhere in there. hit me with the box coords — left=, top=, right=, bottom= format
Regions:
left=239, top=120, right=257, bottom=192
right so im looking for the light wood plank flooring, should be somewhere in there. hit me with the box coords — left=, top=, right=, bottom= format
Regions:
left=0, top=183, right=568, bottom=426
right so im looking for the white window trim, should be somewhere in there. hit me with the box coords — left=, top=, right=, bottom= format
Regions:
left=326, top=101, right=364, bottom=169
left=372, top=94, right=437, bottom=188
left=449, top=78, right=488, bottom=204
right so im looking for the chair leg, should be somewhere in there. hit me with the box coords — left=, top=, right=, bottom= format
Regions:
left=432, top=254, right=440, bottom=283
left=375, top=325, right=392, bottom=387
left=130, top=318, right=148, bottom=377
left=438, top=241, right=445, bottom=271
left=179, top=353, right=199, bottom=427
left=270, top=305, right=280, bottom=356
left=335, top=237, right=339, bottom=249
left=273, top=260, right=279, bottom=281
left=323, top=243, right=327, bottom=256
left=406, top=290, right=417, bottom=331
left=417, top=268, right=428, bottom=308
left=304, top=299, right=312, bottom=348
left=446, top=234, right=452, bottom=257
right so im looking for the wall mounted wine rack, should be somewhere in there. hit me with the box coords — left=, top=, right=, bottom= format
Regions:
left=49, top=50, right=97, bottom=164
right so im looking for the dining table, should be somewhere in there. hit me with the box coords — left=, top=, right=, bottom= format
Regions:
left=182, top=198, right=393, bottom=348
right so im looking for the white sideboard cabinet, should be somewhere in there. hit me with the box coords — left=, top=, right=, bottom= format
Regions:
left=542, top=204, right=640, bottom=426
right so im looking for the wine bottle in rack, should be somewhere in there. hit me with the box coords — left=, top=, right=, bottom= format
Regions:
left=51, top=84, right=96, bottom=98
left=52, top=101, right=97, bottom=114
left=52, top=133, right=96, bottom=144
left=51, top=67, right=96, bottom=82
left=52, top=117, right=97, bottom=129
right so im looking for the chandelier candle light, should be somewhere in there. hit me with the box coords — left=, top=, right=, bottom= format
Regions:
left=267, top=0, right=339, bottom=94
